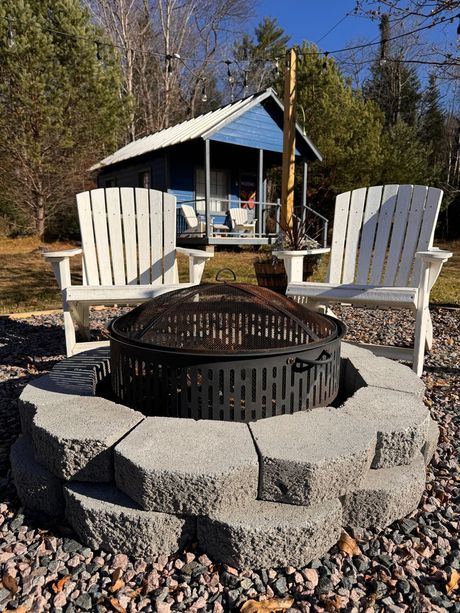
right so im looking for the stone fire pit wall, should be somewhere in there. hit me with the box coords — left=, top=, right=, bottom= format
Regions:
left=12, top=344, right=439, bottom=569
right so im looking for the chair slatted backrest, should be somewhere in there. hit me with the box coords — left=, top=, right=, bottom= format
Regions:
left=181, top=204, right=199, bottom=229
left=229, top=208, right=248, bottom=229
left=77, top=187, right=177, bottom=286
left=327, top=185, right=443, bottom=287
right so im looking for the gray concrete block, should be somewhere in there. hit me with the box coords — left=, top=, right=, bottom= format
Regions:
left=65, top=482, right=195, bottom=558
left=342, top=453, right=426, bottom=530
left=31, top=397, right=143, bottom=481
left=342, top=386, right=430, bottom=469
left=421, top=418, right=439, bottom=465
left=19, top=348, right=110, bottom=435
left=115, top=418, right=259, bottom=515
left=341, top=342, right=425, bottom=398
left=197, top=498, right=342, bottom=569
left=250, top=408, right=376, bottom=507
left=10, top=435, right=65, bottom=517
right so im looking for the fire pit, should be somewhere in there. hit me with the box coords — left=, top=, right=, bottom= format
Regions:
left=108, top=276, right=346, bottom=421
left=13, top=309, right=438, bottom=568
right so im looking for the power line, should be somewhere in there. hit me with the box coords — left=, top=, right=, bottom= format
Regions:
left=1, top=12, right=458, bottom=69
left=316, top=12, right=351, bottom=44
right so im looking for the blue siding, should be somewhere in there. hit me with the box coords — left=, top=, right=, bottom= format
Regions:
left=169, top=156, right=195, bottom=204
left=209, top=104, right=301, bottom=155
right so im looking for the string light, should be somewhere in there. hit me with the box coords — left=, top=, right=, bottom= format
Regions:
left=201, top=79, right=207, bottom=103
left=7, top=18, right=14, bottom=48
left=322, top=51, right=329, bottom=72
left=96, top=41, right=102, bottom=60
left=273, top=57, right=280, bottom=77
left=243, top=70, right=249, bottom=96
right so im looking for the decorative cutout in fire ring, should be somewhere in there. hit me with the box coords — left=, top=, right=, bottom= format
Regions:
left=13, top=343, right=438, bottom=569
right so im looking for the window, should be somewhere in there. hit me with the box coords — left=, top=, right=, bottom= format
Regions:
left=138, top=170, right=150, bottom=189
left=105, top=177, right=117, bottom=187
left=195, top=168, right=228, bottom=212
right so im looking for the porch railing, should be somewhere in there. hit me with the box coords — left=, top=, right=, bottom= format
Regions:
left=176, top=198, right=328, bottom=246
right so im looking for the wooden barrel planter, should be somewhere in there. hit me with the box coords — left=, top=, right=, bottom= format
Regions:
left=254, top=254, right=323, bottom=294
left=253, top=260, right=287, bottom=294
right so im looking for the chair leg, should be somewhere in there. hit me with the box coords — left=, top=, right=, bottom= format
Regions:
left=425, top=310, right=433, bottom=351
left=76, top=304, right=90, bottom=341
left=413, top=274, right=430, bottom=376
left=63, top=302, right=76, bottom=357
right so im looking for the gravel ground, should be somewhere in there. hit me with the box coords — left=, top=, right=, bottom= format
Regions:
left=0, top=306, right=459, bottom=612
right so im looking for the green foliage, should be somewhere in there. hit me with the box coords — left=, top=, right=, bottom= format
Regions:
left=420, top=73, right=446, bottom=173
left=233, top=17, right=290, bottom=94
left=0, top=0, right=125, bottom=237
left=379, top=120, right=429, bottom=184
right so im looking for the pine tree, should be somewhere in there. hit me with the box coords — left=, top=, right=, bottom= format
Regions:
left=363, top=14, right=421, bottom=128
left=0, top=0, right=125, bottom=237
left=232, top=17, right=290, bottom=97
left=420, top=73, right=446, bottom=172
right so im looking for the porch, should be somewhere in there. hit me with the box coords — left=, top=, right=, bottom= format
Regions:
left=176, top=198, right=328, bottom=247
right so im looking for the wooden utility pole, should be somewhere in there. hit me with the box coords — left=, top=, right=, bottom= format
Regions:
left=281, top=48, right=297, bottom=230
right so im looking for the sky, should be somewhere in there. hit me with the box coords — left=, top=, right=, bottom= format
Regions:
left=250, top=0, right=458, bottom=86
left=253, top=0, right=379, bottom=53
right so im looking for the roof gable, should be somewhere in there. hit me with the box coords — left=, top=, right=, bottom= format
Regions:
left=207, top=99, right=303, bottom=156
left=91, top=88, right=321, bottom=171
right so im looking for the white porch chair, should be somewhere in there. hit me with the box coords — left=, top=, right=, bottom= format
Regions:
left=45, top=188, right=213, bottom=356
left=181, top=204, right=228, bottom=236
left=275, top=185, right=452, bottom=376
left=229, top=208, right=257, bottom=236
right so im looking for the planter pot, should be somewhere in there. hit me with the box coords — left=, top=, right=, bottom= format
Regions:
left=253, top=260, right=287, bottom=294
left=254, top=254, right=324, bottom=294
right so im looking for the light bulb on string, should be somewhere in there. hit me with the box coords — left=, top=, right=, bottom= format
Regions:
left=243, top=70, right=249, bottom=96
left=7, top=18, right=14, bottom=48
left=273, top=58, right=279, bottom=77
left=201, top=80, right=207, bottom=103
left=322, top=51, right=329, bottom=72
left=225, top=60, right=234, bottom=85
left=96, top=42, right=102, bottom=61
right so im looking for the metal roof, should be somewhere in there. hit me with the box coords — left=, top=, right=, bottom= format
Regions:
left=91, top=88, right=322, bottom=171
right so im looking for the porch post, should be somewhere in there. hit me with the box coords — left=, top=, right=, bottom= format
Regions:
left=258, top=148, right=264, bottom=237
left=205, top=139, right=211, bottom=237
left=302, top=161, right=308, bottom=222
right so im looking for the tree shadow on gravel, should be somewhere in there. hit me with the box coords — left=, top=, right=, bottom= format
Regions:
left=0, top=316, right=66, bottom=476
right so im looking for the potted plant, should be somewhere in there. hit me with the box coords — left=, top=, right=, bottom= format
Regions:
left=254, top=215, right=329, bottom=294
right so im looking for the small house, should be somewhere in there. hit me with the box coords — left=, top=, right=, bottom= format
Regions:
left=91, top=88, right=323, bottom=246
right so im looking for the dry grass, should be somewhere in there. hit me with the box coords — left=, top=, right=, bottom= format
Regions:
left=0, top=237, right=458, bottom=314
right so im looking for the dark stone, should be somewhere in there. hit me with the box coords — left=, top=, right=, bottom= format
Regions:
left=75, top=593, right=92, bottom=610
left=369, top=580, right=387, bottom=595
left=400, top=518, right=418, bottom=534
left=253, top=575, right=265, bottom=593
left=227, top=589, right=241, bottom=607
left=191, top=564, right=208, bottom=578
left=221, top=571, right=239, bottom=589
left=10, top=514, right=25, bottom=530
left=397, top=580, right=411, bottom=594
left=309, top=559, right=322, bottom=569
left=273, top=576, right=288, bottom=597
left=341, top=576, right=354, bottom=590
left=317, top=577, right=334, bottom=593
left=239, top=578, right=253, bottom=590
left=260, top=569, right=269, bottom=585
left=354, top=558, right=370, bottom=573
left=63, top=539, right=82, bottom=553
left=154, top=587, right=169, bottom=602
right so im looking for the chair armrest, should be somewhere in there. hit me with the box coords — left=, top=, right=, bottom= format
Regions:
left=176, top=247, right=214, bottom=260
left=273, top=249, right=331, bottom=283
left=176, top=247, right=214, bottom=284
left=415, top=249, right=452, bottom=293
left=43, top=248, right=82, bottom=260
left=415, top=249, right=452, bottom=262
left=43, top=249, right=82, bottom=290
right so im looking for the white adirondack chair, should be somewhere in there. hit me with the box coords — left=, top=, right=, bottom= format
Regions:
left=275, top=185, right=452, bottom=376
left=180, top=204, right=228, bottom=236
left=229, top=208, right=257, bottom=236
left=44, top=188, right=213, bottom=357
